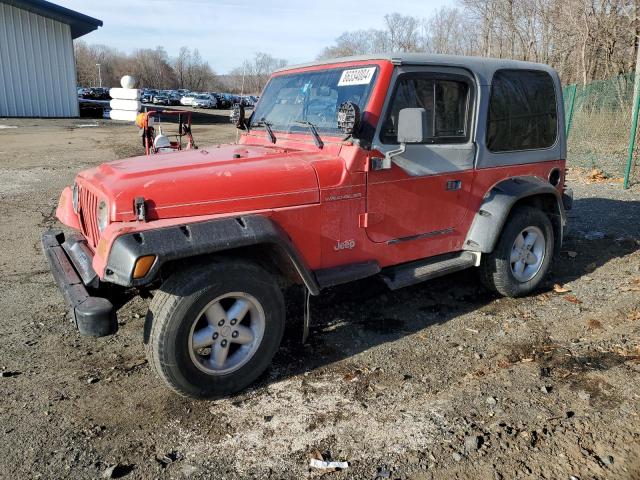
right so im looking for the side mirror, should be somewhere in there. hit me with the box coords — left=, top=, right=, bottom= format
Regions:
left=397, top=108, right=427, bottom=144
left=230, top=104, right=246, bottom=130
left=372, top=108, right=427, bottom=171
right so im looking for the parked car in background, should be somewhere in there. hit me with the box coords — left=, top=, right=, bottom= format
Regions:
left=241, top=96, right=256, bottom=107
left=180, top=93, right=197, bottom=106
left=192, top=94, right=217, bottom=109
left=208, top=93, right=223, bottom=108
left=168, top=92, right=182, bottom=105
left=152, top=93, right=170, bottom=105
left=141, top=89, right=158, bottom=104
left=87, top=87, right=109, bottom=100
left=216, top=94, right=233, bottom=108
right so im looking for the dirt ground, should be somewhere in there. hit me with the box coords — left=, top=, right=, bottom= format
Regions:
left=0, top=112, right=639, bottom=480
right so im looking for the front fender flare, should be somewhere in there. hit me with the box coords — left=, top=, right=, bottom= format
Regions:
left=103, top=215, right=320, bottom=295
left=463, top=176, right=566, bottom=253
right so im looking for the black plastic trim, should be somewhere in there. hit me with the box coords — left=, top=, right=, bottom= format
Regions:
left=104, top=215, right=321, bottom=295
left=562, top=188, right=573, bottom=210
left=315, top=261, right=381, bottom=289
left=463, top=176, right=566, bottom=253
left=42, top=230, right=117, bottom=337
left=387, top=227, right=454, bottom=245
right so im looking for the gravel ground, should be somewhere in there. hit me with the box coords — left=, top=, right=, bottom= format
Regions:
left=0, top=115, right=639, bottom=480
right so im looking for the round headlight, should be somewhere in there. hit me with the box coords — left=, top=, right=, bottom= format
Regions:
left=72, top=183, right=79, bottom=214
left=97, top=200, right=109, bottom=232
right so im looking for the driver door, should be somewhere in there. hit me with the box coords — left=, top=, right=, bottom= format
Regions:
left=366, top=66, right=477, bottom=252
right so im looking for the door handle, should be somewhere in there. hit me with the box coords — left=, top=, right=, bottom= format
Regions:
left=446, top=180, right=462, bottom=191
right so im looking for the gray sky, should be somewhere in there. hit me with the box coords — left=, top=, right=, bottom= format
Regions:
left=56, top=0, right=451, bottom=73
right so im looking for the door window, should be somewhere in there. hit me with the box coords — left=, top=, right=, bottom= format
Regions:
left=381, top=75, right=471, bottom=144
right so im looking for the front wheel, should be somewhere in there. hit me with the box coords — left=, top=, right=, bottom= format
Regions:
left=479, top=206, right=554, bottom=297
left=144, top=260, right=285, bottom=399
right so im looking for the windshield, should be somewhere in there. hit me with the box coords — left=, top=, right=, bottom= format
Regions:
left=250, top=65, right=379, bottom=135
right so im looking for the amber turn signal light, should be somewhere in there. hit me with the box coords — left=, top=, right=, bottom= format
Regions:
left=133, top=255, right=156, bottom=279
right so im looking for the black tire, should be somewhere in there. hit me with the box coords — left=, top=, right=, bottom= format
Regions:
left=479, top=206, right=554, bottom=297
left=144, top=259, right=285, bottom=399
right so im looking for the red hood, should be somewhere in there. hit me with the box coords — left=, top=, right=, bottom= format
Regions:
left=78, top=144, right=321, bottom=220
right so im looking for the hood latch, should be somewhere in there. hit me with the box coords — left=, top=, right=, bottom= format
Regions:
left=134, top=197, right=147, bottom=222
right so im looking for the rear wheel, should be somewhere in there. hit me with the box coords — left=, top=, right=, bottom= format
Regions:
left=145, top=259, right=285, bottom=399
left=480, top=206, right=554, bottom=297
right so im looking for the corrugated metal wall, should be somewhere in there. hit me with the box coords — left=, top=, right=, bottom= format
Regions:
left=0, top=2, right=79, bottom=117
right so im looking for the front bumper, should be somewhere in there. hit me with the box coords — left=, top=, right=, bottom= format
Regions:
left=42, top=230, right=117, bottom=337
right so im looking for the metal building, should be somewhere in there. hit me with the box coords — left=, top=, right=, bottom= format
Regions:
left=0, top=0, right=102, bottom=117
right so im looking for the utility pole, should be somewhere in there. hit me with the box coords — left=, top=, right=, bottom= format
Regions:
left=96, top=63, right=102, bottom=87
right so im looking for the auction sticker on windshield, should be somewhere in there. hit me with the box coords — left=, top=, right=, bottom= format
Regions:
left=338, top=67, right=376, bottom=86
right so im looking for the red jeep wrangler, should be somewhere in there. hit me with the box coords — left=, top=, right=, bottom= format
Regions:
left=44, top=54, right=572, bottom=399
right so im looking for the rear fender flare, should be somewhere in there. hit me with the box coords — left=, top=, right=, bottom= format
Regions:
left=463, top=176, right=565, bottom=254
left=103, top=215, right=320, bottom=295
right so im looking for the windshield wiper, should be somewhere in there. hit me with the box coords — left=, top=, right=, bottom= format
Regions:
left=253, top=118, right=276, bottom=144
left=293, top=120, right=324, bottom=149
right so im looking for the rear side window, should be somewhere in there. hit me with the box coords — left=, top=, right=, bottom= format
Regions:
left=487, top=70, right=557, bottom=152
left=381, top=75, right=470, bottom=144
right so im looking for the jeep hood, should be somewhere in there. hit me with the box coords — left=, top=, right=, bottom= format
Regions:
left=78, top=144, right=321, bottom=220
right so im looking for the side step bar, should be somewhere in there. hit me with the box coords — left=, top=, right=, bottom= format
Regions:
left=381, top=251, right=479, bottom=290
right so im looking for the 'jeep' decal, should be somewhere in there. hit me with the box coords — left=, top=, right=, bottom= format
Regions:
left=334, top=239, right=356, bottom=251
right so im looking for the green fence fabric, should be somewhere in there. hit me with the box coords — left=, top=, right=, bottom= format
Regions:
left=563, top=74, right=638, bottom=185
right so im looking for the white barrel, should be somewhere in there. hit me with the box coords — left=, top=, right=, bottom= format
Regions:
left=109, top=109, right=139, bottom=122
left=109, top=88, right=141, bottom=100
left=110, top=98, right=141, bottom=111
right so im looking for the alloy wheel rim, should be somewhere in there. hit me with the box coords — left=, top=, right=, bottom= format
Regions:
left=188, top=292, right=265, bottom=375
left=509, top=226, right=546, bottom=282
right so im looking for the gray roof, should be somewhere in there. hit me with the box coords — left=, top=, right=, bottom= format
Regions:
left=2, top=0, right=102, bottom=38
left=276, top=53, right=558, bottom=84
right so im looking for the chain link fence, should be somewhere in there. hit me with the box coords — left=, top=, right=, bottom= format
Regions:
left=563, top=74, right=638, bottom=187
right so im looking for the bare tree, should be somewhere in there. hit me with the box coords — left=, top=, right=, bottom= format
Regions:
left=320, top=4, right=640, bottom=84
left=228, top=52, right=287, bottom=94
left=318, top=12, right=422, bottom=59
left=173, top=46, right=190, bottom=89
left=318, top=29, right=388, bottom=59
left=173, top=47, right=220, bottom=91
left=74, top=41, right=122, bottom=87
left=384, top=13, right=421, bottom=51
left=423, top=7, right=475, bottom=55
left=128, top=47, right=177, bottom=89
